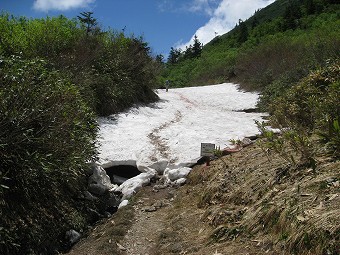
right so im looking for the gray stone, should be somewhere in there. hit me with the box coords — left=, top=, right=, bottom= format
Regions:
left=88, top=164, right=116, bottom=196
left=111, top=174, right=128, bottom=185
left=106, top=191, right=121, bottom=208
left=144, top=206, right=157, bottom=212
left=65, top=229, right=81, bottom=245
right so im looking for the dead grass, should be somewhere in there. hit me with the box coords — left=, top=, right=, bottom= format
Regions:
left=67, top=142, right=339, bottom=255
left=195, top=144, right=340, bottom=255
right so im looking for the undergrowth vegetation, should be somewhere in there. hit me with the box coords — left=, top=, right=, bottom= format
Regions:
left=257, top=61, right=340, bottom=166
left=0, top=12, right=160, bottom=254
left=0, top=55, right=98, bottom=254
left=0, top=13, right=160, bottom=116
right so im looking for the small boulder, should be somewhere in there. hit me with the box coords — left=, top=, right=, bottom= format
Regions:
left=88, top=164, right=117, bottom=196
left=65, top=229, right=81, bottom=245
left=164, top=167, right=191, bottom=182
left=118, top=199, right=129, bottom=209
left=174, top=178, right=186, bottom=186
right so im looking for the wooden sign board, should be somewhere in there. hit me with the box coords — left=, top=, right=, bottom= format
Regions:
left=200, top=143, right=215, bottom=157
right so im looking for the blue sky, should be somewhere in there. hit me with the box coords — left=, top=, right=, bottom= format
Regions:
left=1, top=0, right=274, bottom=57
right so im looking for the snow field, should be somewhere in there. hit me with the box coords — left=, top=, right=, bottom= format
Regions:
left=97, top=83, right=266, bottom=203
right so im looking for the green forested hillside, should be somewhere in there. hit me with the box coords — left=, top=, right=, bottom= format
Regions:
left=0, top=13, right=161, bottom=254
left=163, top=0, right=339, bottom=94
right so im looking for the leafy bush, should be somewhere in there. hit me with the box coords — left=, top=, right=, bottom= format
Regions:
left=0, top=55, right=98, bottom=254
left=0, top=14, right=160, bottom=117
left=0, top=12, right=161, bottom=253
left=263, top=61, right=340, bottom=163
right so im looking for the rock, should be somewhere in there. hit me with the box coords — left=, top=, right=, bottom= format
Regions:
left=118, top=199, right=129, bottom=209
left=241, top=137, right=253, bottom=146
left=326, top=177, right=337, bottom=184
left=65, top=230, right=81, bottom=245
left=149, top=160, right=169, bottom=175
left=117, top=242, right=127, bottom=251
left=111, top=174, right=128, bottom=185
left=167, top=190, right=175, bottom=199
left=326, top=177, right=339, bottom=188
left=88, top=164, right=117, bottom=196
left=174, top=178, right=186, bottom=186
left=116, top=171, right=156, bottom=200
left=296, top=215, right=308, bottom=222
left=87, top=208, right=103, bottom=219
left=106, top=191, right=121, bottom=208
left=144, top=206, right=157, bottom=212
left=169, top=243, right=182, bottom=253
left=164, top=167, right=191, bottom=182
left=103, top=212, right=112, bottom=218
left=83, top=191, right=98, bottom=201
left=153, top=200, right=164, bottom=209
left=153, top=184, right=168, bottom=191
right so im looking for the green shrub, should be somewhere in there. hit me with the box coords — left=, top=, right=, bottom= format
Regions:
left=0, top=55, right=98, bottom=254
left=266, top=61, right=340, bottom=162
left=0, top=14, right=159, bottom=117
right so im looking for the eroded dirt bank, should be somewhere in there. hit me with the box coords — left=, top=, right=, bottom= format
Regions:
left=68, top=143, right=339, bottom=255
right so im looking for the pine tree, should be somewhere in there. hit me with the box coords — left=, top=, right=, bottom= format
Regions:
left=167, top=47, right=182, bottom=64
left=237, top=20, right=248, bottom=44
left=155, top=54, right=164, bottom=65
left=184, top=45, right=194, bottom=59
left=192, top=35, right=203, bottom=58
left=283, top=1, right=302, bottom=30
left=77, top=11, right=97, bottom=35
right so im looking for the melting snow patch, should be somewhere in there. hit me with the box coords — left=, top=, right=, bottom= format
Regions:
left=163, top=166, right=192, bottom=183
left=115, top=169, right=157, bottom=200
left=97, top=83, right=267, bottom=207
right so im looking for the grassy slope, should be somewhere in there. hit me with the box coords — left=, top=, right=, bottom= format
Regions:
left=159, top=143, right=340, bottom=255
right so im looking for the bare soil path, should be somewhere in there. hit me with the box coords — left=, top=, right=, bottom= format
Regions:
left=67, top=143, right=339, bottom=255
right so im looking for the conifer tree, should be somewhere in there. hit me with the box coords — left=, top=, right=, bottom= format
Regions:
left=77, top=11, right=97, bottom=35
left=237, top=19, right=248, bottom=44
left=167, top=47, right=182, bottom=64
left=192, top=35, right=203, bottom=58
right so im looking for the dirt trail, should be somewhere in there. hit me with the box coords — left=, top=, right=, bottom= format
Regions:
left=119, top=186, right=175, bottom=255
left=148, top=110, right=182, bottom=163
left=68, top=142, right=339, bottom=255
left=147, top=92, right=198, bottom=163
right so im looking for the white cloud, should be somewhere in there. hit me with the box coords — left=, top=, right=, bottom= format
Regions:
left=33, top=0, right=95, bottom=12
left=158, top=0, right=219, bottom=16
left=187, top=0, right=219, bottom=16
left=176, top=0, right=275, bottom=50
